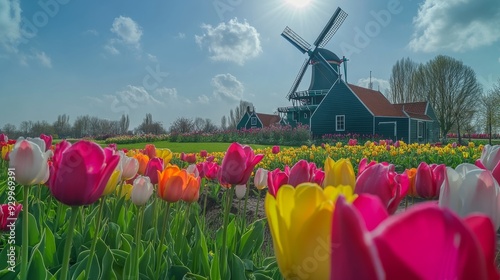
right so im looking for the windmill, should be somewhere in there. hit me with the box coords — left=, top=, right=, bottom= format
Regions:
left=278, top=7, right=348, bottom=125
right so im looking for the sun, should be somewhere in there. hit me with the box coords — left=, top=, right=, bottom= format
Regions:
left=285, top=0, right=312, bottom=8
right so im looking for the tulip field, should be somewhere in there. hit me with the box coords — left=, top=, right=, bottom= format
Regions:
left=1, top=132, right=500, bottom=280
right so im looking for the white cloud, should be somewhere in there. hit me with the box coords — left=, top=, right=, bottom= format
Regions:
left=197, top=94, right=210, bottom=104
left=195, top=18, right=262, bottom=65
left=154, top=87, right=177, bottom=99
left=177, top=32, right=186, bottom=39
left=211, top=73, right=244, bottom=102
left=357, top=77, right=390, bottom=94
left=409, top=0, right=500, bottom=52
left=0, top=0, right=22, bottom=51
left=147, top=53, right=157, bottom=62
left=84, top=29, right=99, bottom=36
left=36, top=51, right=52, bottom=68
left=105, top=16, right=143, bottom=54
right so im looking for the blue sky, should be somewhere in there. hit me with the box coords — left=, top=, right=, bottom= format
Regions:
left=1, top=0, right=499, bottom=129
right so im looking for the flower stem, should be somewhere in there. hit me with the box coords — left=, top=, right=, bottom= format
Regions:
left=220, top=187, right=234, bottom=279
left=131, top=206, right=144, bottom=279
left=84, top=198, right=105, bottom=278
left=254, top=190, right=261, bottom=222
left=242, top=182, right=249, bottom=229
left=60, top=206, right=80, bottom=280
left=202, top=182, right=208, bottom=232
left=155, top=202, right=171, bottom=279
left=20, top=185, right=29, bottom=280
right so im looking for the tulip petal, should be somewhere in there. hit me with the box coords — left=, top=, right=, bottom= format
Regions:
left=331, top=196, right=384, bottom=280
left=353, top=194, right=389, bottom=231
left=372, top=203, right=488, bottom=280
left=464, top=215, right=499, bottom=280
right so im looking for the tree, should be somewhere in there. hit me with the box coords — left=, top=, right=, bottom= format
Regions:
left=1, top=123, right=18, bottom=138
left=53, top=114, right=71, bottom=138
left=221, top=116, right=227, bottom=131
left=480, top=79, right=500, bottom=144
left=169, top=117, right=194, bottom=134
left=226, top=100, right=253, bottom=130
left=119, top=114, right=130, bottom=134
left=136, top=114, right=166, bottom=134
left=388, top=57, right=421, bottom=103
left=412, top=55, right=482, bottom=139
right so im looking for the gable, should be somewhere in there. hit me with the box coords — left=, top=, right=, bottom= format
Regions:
left=255, top=113, right=281, bottom=127
left=348, top=84, right=406, bottom=117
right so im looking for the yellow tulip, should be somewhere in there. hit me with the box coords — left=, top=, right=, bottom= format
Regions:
left=117, top=183, right=133, bottom=200
left=157, top=148, right=173, bottom=164
left=265, top=183, right=357, bottom=280
left=1, top=144, right=13, bottom=160
left=102, top=169, right=122, bottom=196
left=322, top=157, right=355, bottom=189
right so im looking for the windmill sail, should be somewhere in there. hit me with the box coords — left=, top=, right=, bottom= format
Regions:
left=315, top=7, right=348, bottom=48
left=281, top=27, right=311, bottom=54
left=287, top=58, right=310, bottom=100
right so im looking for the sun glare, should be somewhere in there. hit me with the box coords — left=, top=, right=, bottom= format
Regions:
left=285, top=0, right=312, bottom=8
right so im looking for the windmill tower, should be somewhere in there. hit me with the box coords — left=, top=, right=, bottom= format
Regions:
left=277, top=7, right=348, bottom=126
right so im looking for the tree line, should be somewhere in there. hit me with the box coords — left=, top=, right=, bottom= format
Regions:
left=388, top=55, right=500, bottom=143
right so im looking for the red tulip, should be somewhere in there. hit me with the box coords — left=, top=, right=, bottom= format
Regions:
left=331, top=195, right=499, bottom=280
left=144, top=157, right=164, bottom=185
left=200, top=150, right=208, bottom=158
left=272, top=145, right=280, bottom=154
left=142, top=144, right=156, bottom=159
left=0, top=133, right=7, bottom=143
left=218, top=142, right=263, bottom=186
left=48, top=140, right=120, bottom=206
left=355, top=163, right=409, bottom=214
left=0, top=204, right=22, bottom=231
left=415, top=162, right=446, bottom=199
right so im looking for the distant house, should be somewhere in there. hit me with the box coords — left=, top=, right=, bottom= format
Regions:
left=237, top=107, right=281, bottom=130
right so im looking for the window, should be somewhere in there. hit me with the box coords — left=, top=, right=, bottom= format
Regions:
left=304, top=113, right=308, bottom=119
left=251, top=117, right=257, bottom=125
left=336, top=115, right=345, bottom=131
left=292, top=112, right=298, bottom=121
left=418, top=121, right=424, bottom=138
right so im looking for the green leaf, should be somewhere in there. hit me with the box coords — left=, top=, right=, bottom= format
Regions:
left=253, top=272, right=273, bottom=280
left=139, top=243, right=153, bottom=275
left=101, top=246, right=117, bottom=280
left=28, top=248, right=47, bottom=280
left=237, top=219, right=265, bottom=259
left=192, top=217, right=210, bottom=276
left=71, top=254, right=100, bottom=280
left=40, top=225, right=58, bottom=268
left=209, top=247, right=220, bottom=280
left=230, top=253, right=247, bottom=280
left=0, top=245, right=20, bottom=280
left=167, top=265, right=190, bottom=280
left=105, top=222, right=122, bottom=249
left=110, top=249, right=128, bottom=267
left=183, top=273, right=208, bottom=280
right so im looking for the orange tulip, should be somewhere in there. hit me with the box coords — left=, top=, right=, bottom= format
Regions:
left=182, top=174, right=201, bottom=203
left=134, top=153, right=149, bottom=175
left=157, top=165, right=185, bottom=203
left=406, top=168, right=417, bottom=197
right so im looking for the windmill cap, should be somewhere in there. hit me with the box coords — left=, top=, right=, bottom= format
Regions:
left=313, top=48, right=341, bottom=63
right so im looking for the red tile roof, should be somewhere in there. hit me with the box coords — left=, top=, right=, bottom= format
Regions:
left=256, top=113, right=281, bottom=127
left=393, top=102, right=431, bottom=120
left=347, top=84, right=406, bottom=117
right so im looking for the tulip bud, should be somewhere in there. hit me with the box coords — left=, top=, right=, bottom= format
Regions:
left=235, top=184, right=247, bottom=199
left=9, top=138, right=52, bottom=185
left=131, top=176, right=154, bottom=206
left=254, top=168, right=268, bottom=190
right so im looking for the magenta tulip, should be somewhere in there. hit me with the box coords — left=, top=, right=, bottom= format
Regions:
left=272, top=145, right=280, bottom=154
left=202, top=161, right=219, bottom=180
left=331, top=195, right=499, bottom=280
left=144, top=157, right=164, bottom=185
left=0, top=133, right=7, bottom=143
left=0, top=204, right=22, bottom=231
left=355, top=163, right=409, bottom=214
left=357, top=158, right=379, bottom=176
left=267, top=167, right=289, bottom=197
left=48, top=140, right=120, bottom=206
left=40, top=134, right=52, bottom=151
left=288, top=160, right=314, bottom=186
left=218, top=142, right=263, bottom=185
left=415, top=162, right=446, bottom=199
left=200, top=150, right=208, bottom=158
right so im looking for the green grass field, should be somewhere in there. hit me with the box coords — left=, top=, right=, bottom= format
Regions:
left=103, top=141, right=275, bottom=153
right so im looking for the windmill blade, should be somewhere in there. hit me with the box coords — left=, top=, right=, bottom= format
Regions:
left=287, top=58, right=310, bottom=100
left=314, top=7, right=348, bottom=48
left=281, top=26, right=311, bottom=54
left=315, top=52, right=339, bottom=76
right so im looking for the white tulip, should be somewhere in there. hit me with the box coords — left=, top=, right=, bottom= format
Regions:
left=9, top=137, right=52, bottom=185
left=131, top=175, right=153, bottom=206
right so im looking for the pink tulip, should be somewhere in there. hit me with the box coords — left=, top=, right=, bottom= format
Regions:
left=394, top=141, right=400, bottom=148
left=272, top=145, right=280, bottom=154
left=107, top=143, right=117, bottom=151
left=348, top=139, right=357, bottom=146
left=331, top=195, right=499, bottom=280
left=202, top=161, right=219, bottom=180
left=476, top=145, right=500, bottom=184
left=181, top=152, right=197, bottom=164
left=119, top=151, right=139, bottom=181
left=267, top=167, right=289, bottom=197
left=48, top=140, right=120, bottom=206
left=144, top=157, right=164, bottom=185
left=0, top=204, right=22, bottom=231
left=218, top=142, right=263, bottom=185
left=415, top=162, right=446, bottom=199
left=0, top=133, right=7, bottom=143
left=355, top=163, right=409, bottom=214
left=143, top=144, right=156, bottom=159
left=288, top=160, right=315, bottom=186
left=206, top=155, right=215, bottom=162
left=357, top=158, right=379, bottom=176
left=40, top=134, right=53, bottom=151
left=200, top=150, right=208, bottom=158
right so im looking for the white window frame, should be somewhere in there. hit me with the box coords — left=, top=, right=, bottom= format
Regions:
left=417, top=121, right=423, bottom=138
left=336, top=115, right=345, bottom=131
left=251, top=117, right=257, bottom=126
left=304, top=113, right=308, bottom=119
